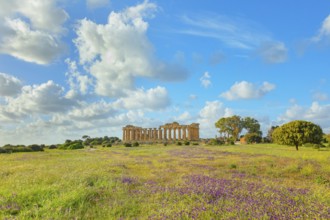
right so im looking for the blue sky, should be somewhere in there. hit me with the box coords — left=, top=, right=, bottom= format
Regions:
left=0, top=0, right=330, bottom=145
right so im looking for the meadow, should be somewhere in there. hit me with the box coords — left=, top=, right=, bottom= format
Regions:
left=0, top=144, right=329, bottom=219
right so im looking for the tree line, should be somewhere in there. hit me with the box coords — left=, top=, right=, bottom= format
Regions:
left=215, top=115, right=327, bottom=150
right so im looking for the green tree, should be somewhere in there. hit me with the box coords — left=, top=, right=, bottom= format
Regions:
left=266, top=126, right=279, bottom=143
left=243, top=117, right=261, bottom=135
left=215, top=115, right=243, bottom=141
left=272, top=120, right=323, bottom=151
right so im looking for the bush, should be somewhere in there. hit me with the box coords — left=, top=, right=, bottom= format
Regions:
left=304, top=143, right=325, bottom=149
left=192, top=142, right=199, bottom=145
left=28, top=144, right=44, bottom=151
left=244, top=133, right=262, bottom=144
left=133, top=142, right=139, bottom=147
left=48, top=145, right=57, bottom=149
left=177, top=141, right=182, bottom=146
left=67, top=142, right=84, bottom=150
left=0, top=144, right=44, bottom=153
left=124, top=143, right=132, bottom=147
left=184, top=141, right=190, bottom=146
left=59, top=140, right=84, bottom=150
left=163, top=142, right=167, bottom=146
left=208, top=138, right=224, bottom=146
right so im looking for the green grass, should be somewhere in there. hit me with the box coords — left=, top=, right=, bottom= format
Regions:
left=0, top=144, right=329, bottom=219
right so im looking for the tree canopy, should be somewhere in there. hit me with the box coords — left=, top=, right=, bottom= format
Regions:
left=243, top=117, right=262, bottom=136
left=215, top=115, right=243, bottom=140
left=272, top=120, right=323, bottom=150
left=215, top=115, right=262, bottom=142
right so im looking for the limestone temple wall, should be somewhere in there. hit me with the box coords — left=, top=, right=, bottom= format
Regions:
left=122, top=122, right=199, bottom=142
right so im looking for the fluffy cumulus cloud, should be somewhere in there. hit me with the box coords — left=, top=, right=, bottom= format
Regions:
left=114, top=86, right=170, bottom=110
left=312, top=14, right=330, bottom=43
left=220, top=81, right=276, bottom=100
left=65, top=59, right=94, bottom=99
left=258, top=41, right=288, bottom=63
left=0, top=0, right=68, bottom=64
left=198, top=101, right=233, bottom=137
left=278, top=102, right=330, bottom=132
left=74, top=0, right=188, bottom=98
left=200, top=72, right=211, bottom=88
left=86, top=0, right=109, bottom=9
left=0, top=80, right=76, bottom=121
left=0, top=72, right=22, bottom=97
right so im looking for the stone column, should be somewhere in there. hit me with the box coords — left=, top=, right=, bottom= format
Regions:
left=164, top=128, right=167, bottom=140
left=178, top=128, right=182, bottom=140
left=168, top=128, right=172, bottom=140
left=183, top=126, right=186, bottom=140
left=149, top=128, right=152, bottom=140
left=188, top=127, right=191, bottom=140
left=159, top=128, right=162, bottom=140
left=196, top=127, right=199, bottom=140
left=139, top=129, right=142, bottom=141
left=143, top=128, right=147, bottom=141
left=153, top=128, right=157, bottom=140
left=173, top=128, right=176, bottom=140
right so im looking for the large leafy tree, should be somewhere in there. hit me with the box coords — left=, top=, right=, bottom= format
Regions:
left=243, top=117, right=261, bottom=135
left=272, top=120, right=323, bottom=150
left=215, top=115, right=243, bottom=140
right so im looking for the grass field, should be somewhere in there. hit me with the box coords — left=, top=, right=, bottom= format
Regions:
left=0, top=144, right=329, bottom=219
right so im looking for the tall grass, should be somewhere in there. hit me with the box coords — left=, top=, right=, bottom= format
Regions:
left=0, top=144, right=329, bottom=219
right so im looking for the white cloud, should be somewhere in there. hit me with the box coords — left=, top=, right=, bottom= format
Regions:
left=0, top=80, right=76, bottom=121
left=200, top=72, right=211, bottom=88
left=220, top=81, right=276, bottom=100
left=258, top=41, right=288, bottom=63
left=87, top=0, right=109, bottom=9
left=198, top=101, right=233, bottom=138
left=312, top=14, right=330, bottom=43
left=0, top=0, right=68, bottom=64
left=180, top=14, right=288, bottom=63
left=0, top=72, right=22, bottom=97
left=114, top=86, right=170, bottom=110
left=65, top=59, right=94, bottom=99
left=74, top=0, right=188, bottom=98
left=278, top=102, right=330, bottom=132
left=174, top=111, right=193, bottom=123
left=313, top=92, right=329, bottom=101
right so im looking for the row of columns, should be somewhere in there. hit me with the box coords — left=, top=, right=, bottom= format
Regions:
left=122, top=123, right=199, bottom=142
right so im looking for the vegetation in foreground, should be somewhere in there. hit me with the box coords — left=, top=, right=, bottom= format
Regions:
left=0, top=144, right=329, bottom=219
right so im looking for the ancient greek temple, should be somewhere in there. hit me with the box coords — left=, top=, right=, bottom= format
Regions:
left=122, top=122, right=199, bottom=142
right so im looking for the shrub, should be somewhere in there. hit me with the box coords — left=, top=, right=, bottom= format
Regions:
left=59, top=140, right=84, bottom=150
left=48, top=145, right=57, bottom=149
left=304, top=143, right=325, bottom=149
left=163, top=142, right=167, bottom=146
left=106, top=144, right=112, bottom=147
left=67, top=142, right=84, bottom=150
left=192, top=142, right=199, bottom=145
left=177, top=141, right=182, bottom=146
left=229, top=164, right=237, bottom=169
left=244, top=133, right=262, bottom=144
left=208, top=138, right=224, bottom=146
left=184, top=141, right=190, bottom=146
left=28, top=144, right=44, bottom=152
left=133, top=142, right=139, bottom=147
left=124, top=143, right=132, bottom=147
left=0, top=148, right=8, bottom=153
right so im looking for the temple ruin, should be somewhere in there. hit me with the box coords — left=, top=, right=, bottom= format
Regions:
left=122, top=122, right=199, bottom=142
